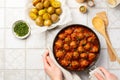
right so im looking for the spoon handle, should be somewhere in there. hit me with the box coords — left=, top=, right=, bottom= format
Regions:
left=107, top=43, right=116, bottom=61
left=103, top=33, right=120, bottom=64
left=105, top=31, right=116, bottom=61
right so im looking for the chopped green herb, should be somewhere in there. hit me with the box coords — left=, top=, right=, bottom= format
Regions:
left=14, top=21, right=29, bottom=37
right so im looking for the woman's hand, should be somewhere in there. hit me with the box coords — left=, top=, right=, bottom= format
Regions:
left=95, top=67, right=118, bottom=80
left=43, top=50, right=63, bottom=80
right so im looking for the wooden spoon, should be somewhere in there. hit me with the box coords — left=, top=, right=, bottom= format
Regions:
left=106, top=32, right=116, bottom=61
left=92, top=17, right=120, bottom=64
left=96, top=12, right=116, bottom=61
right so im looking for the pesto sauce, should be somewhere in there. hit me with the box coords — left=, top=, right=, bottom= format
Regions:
left=14, top=22, right=29, bottom=37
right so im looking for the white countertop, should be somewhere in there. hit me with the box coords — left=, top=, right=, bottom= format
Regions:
left=0, top=0, right=120, bottom=80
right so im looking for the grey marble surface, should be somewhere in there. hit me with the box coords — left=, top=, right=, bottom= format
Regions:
left=0, top=0, right=120, bottom=80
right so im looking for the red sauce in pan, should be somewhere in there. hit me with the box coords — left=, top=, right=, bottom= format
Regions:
left=53, top=25, right=100, bottom=70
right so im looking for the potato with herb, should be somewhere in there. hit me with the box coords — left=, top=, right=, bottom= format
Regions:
left=38, top=9, right=46, bottom=15
left=44, top=19, right=52, bottom=26
left=51, top=14, right=59, bottom=23
left=29, top=12, right=37, bottom=20
left=51, top=1, right=61, bottom=8
left=35, top=2, right=44, bottom=10
left=47, top=7, right=55, bottom=14
left=43, top=13, right=51, bottom=20
left=55, top=8, right=62, bottom=15
left=32, top=0, right=41, bottom=6
left=50, top=0, right=55, bottom=3
left=30, top=8, right=38, bottom=14
left=35, top=16, right=44, bottom=26
left=44, top=0, right=50, bottom=8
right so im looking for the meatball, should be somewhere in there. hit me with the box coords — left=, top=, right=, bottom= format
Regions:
left=71, top=33, right=77, bottom=40
left=84, top=31, right=89, bottom=37
left=77, top=46, right=84, bottom=53
left=88, top=53, right=96, bottom=61
left=65, top=28, right=73, bottom=34
left=80, top=53, right=88, bottom=58
left=77, top=33, right=84, bottom=40
left=87, top=36, right=96, bottom=42
left=55, top=39, right=63, bottom=49
left=64, top=52, right=72, bottom=60
left=70, top=41, right=77, bottom=49
left=84, top=43, right=91, bottom=50
left=90, top=46, right=99, bottom=52
left=64, top=36, right=71, bottom=43
left=71, top=61, right=79, bottom=69
left=60, top=59, right=70, bottom=67
left=80, top=59, right=89, bottom=67
left=63, top=44, right=70, bottom=51
left=74, top=27, right=83, bottom=33
left=73, top=51, right=79, bottom=59
left=56, top=50, right=64, bottom=59
left=80, top=39, right=87, bottom=46
left=87, top=32, right=95, bottom=37
left=58, top=33, right=66, bottom=40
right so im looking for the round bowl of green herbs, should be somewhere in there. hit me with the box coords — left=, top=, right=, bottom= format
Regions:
left=12, top=20, right=31, bottom=39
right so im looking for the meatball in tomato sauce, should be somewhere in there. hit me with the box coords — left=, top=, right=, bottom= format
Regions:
left=55, top=39, right=63, bottom=49
left=71, top=61, right=79, bottom=69
left=54, top=25, right=100, bottom=70
left=73, top=51, right=79, bottom=59
left=56, top=50, right=65, bottom=59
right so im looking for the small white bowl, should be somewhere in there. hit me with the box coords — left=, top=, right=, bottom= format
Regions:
left=107, top=0, right=120, bottom=8
left=12, top=20, right=31, bottom=39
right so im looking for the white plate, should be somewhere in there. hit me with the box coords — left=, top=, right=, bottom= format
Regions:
left=26, top=0, right=72, bottom=32
left=107, top=0, right=120, bottom=8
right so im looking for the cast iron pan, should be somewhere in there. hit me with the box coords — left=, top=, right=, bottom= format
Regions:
left=53, top=24, right=101, bottom=71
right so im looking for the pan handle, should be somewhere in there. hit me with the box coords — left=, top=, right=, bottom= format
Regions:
left=84, top=65, right=97, bottom=74
left=89, top=66, right=97, bottom=72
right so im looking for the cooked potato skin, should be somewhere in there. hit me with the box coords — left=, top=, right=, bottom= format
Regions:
left=35, top=16, right=44, bottom=26
left=54, top=26, right=99, bottom=70
left=32, top=0, right=41, bottom=6
left=29, top=12, right=37, bottom=20
left=35, top=2, right=44, bottom=10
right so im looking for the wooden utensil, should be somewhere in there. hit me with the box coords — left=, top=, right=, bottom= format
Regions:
left=92, top=17, right=120, bottom=64
left=106, top=33, right=116, bottom=61
left=96, top=12, right=116, bottom=61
